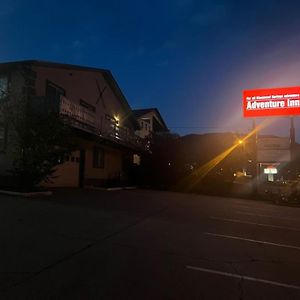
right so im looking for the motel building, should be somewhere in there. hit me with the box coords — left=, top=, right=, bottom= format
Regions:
left=0, top=60, right=151, bottom=188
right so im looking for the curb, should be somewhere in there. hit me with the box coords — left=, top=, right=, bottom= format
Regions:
left=0, top=189, right=52, bottom=197
left=86, top=186, right=137, bottom=191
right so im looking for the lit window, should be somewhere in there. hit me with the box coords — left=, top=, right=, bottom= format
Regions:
left=133, top=154, right=141, bottom=165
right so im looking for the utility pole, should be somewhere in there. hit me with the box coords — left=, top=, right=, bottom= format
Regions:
left=252, top=119, right=258, bottom=195
left=290, top=117, right=296, bottom=179
left=290, top=117, right=295, bottom=146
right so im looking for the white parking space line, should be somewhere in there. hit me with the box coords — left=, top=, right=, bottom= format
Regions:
left=210, top=217, right=300, bottom=232
left=204, top=232, right=300, bottom=251
left=186, top=265, right=300, bottom=291
left=236, top=211, right=300, bottom=221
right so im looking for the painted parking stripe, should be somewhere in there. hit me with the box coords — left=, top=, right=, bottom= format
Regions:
left=210, top=216, right=300, bottom=232
left=236, top=211, right=300, bottom=221
left=186, top=265, right=300, bottom=290
left=204, top=232, right=300, bottom=251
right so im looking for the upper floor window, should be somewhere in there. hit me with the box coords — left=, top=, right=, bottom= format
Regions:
left=46, top=80, right=65, bottom=102
left=0, top=76, right=8, bottom=100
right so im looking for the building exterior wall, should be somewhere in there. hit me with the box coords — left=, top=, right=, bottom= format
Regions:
left=32, top=65, right=133, bottom=131
left=84, top=142, right=123, bottom=186
left=43, top=151, right=80, bottom=187
left=135, top=111, right=163, bottom=138
left=137, top=118, right=152, bottom=138
left=0, top=62, right=140, bottom=188
left=30, top=64, right=134, bottom=187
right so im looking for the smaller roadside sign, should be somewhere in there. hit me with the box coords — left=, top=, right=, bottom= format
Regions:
left=264, top=168, right=278, bottom=174
left=257, top=137, right=291, bottom=162
left=257, top=137, right=290, bottom=150
left=257, top=149, right=290, bottom=162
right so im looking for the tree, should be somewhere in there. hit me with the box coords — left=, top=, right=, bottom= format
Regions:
left=0, top=92, right=75, bottom=191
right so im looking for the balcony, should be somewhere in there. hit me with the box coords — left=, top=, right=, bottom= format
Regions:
left=59, top=96, right=143, bottom=150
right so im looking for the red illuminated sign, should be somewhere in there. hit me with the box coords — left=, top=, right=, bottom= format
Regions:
left=243, top=87, right=300, bottom=117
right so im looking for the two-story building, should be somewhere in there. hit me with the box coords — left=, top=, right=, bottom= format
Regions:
left=0, top=60, right=142, bottom=188
left=133, top=108, right=169, bottom=139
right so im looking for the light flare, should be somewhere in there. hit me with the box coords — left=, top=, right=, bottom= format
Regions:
left=178, top=117, right=278, bottom=190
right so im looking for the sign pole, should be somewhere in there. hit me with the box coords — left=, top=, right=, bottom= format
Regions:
left=252, top=119, right=258, bottom=195
left=290, top=116, right=296, bottom=180
left=290, top=116, right=295, bottom=146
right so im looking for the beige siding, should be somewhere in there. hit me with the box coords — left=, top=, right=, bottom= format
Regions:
left=43, top=151, right=80, bottom=187
left=32, top=65, right=133, bottom=187
left=32, top=65, right=132, bottom=130
left=84, top=142, right=122, bottom=184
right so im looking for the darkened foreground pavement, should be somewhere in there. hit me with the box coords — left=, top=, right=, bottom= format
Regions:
left=1, top=189, right=300, bottom=299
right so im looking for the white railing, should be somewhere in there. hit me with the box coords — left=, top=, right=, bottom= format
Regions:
left=60, top=96, right=96, bottom=128
left=59, top=96, right=144, bottom=149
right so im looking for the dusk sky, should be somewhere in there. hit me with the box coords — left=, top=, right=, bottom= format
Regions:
left=2, top=0, right=300, bottom=139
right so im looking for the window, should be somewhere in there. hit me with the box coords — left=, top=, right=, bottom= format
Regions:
left=46, top=80, right=65, bottom=102
left=0, top=76, right=8, bottom=100
left=133, top=154, right=141, bottom=165
left=80, top=99, right=96, bottom=112
left=93, top=147, right=104, bottom=168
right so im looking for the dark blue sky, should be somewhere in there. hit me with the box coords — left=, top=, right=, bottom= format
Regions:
left=2, top=0, right=300, bottom=138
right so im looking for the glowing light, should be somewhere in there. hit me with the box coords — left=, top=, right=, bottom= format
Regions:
left=176, top=118, right=278, bottom=191
left=114, top=115, right=120, bottom=125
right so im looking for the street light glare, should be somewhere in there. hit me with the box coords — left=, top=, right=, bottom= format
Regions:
left=238, top=140, right=243, bottom=144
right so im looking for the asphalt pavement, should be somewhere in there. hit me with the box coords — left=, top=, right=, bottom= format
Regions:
left=1, top=188, right=300, bottom=299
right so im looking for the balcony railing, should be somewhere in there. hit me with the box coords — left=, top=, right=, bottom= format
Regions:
left=59, top=96, right=144, bottom=149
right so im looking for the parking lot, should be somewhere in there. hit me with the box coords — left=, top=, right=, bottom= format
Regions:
left=1, top=188, right=300, bottom=299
